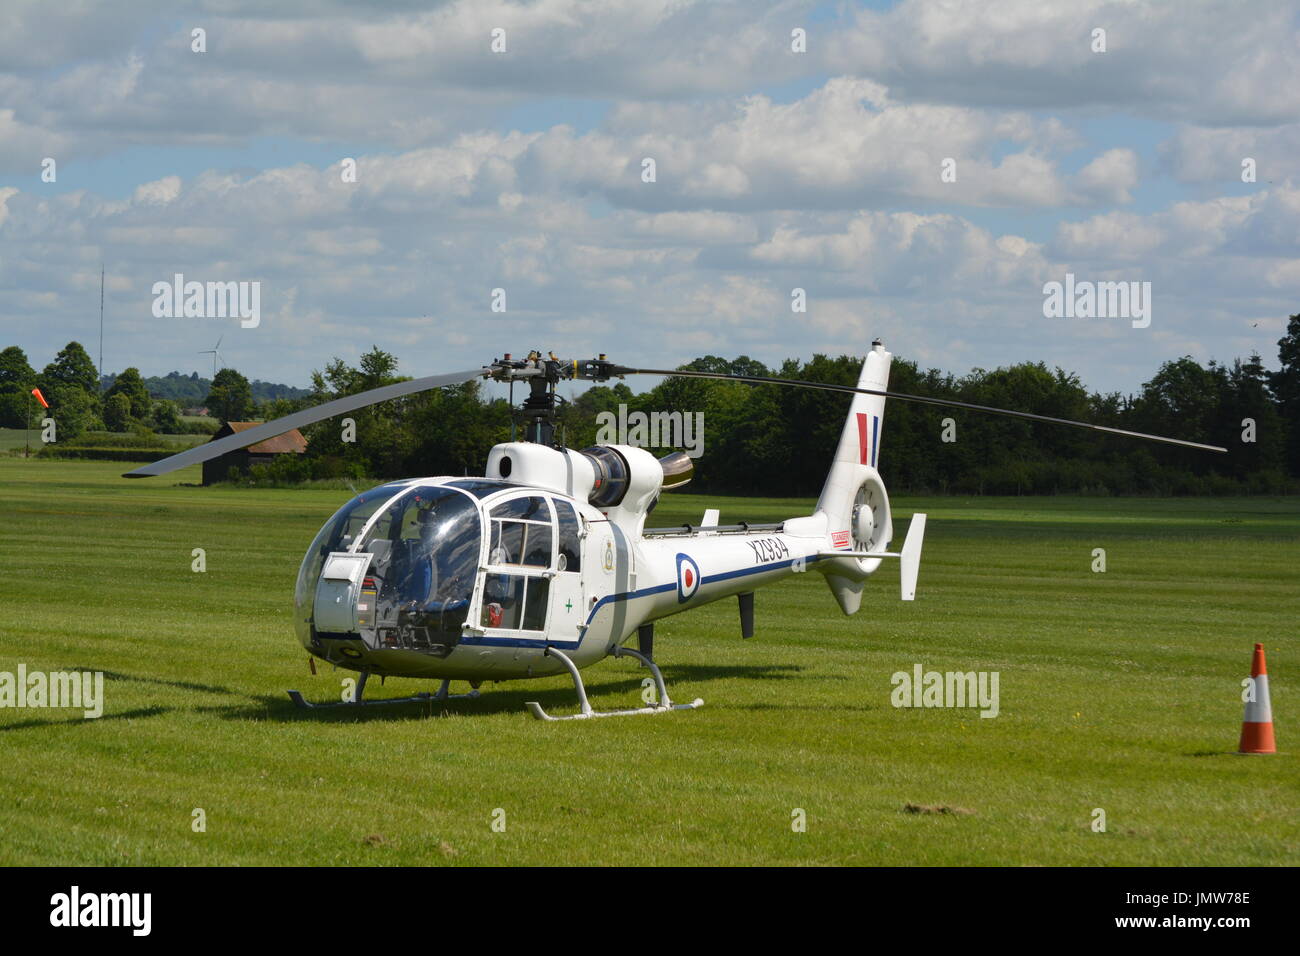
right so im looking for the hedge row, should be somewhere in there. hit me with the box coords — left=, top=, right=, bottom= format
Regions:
left=35, top=446, right=179, bottom=462
left=59, top=431, right=201, bottom=449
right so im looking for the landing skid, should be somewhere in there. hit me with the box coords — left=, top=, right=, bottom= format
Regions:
left=526, top=645, right=704, bottom=721
left=287, top=673, right=480, bottom=710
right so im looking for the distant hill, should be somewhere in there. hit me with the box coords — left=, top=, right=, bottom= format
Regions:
left=99, top=370, right=311, bottom=404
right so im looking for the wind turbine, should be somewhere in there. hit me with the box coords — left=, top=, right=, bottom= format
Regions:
left=198, top=335, right=224, bottom=379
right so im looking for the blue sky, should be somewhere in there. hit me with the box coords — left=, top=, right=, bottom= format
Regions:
left=2, top=0, right=1298, bottom=396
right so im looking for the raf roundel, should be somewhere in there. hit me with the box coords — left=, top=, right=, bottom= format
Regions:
left=675, top=553, right=702, bottom=603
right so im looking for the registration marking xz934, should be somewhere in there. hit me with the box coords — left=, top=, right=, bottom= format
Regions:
left=747, top=537, right=790, bottom=563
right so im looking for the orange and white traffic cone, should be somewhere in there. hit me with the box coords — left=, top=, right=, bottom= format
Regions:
left=1238, top=643, right=1276, bottom=755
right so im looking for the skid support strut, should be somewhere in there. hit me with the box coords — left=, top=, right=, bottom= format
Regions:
left=525, top=646, right=703, bottom=721
left=288, top=672, right=481, bottom=709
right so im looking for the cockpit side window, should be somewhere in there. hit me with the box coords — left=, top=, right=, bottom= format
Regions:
left=554, top=499, right=582, bottom=572
left=481, top=495, right=554, bottom=630
left=491, top=495, right=550, bottom=521
left=479, top=575, right=551, bottom=631
left=487, top=496, right=553, bottom=568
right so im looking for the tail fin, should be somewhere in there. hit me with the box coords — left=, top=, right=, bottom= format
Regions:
left=815, top=341, right=893, bottom=545
left=815, top=341, right=895, bottom=614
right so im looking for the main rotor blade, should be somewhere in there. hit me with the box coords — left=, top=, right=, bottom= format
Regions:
left=627, top=367, right=1228, bottom=454
left=124, top=367, right=491, bottom=478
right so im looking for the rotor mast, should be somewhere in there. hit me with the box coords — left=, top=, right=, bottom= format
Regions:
left=490, top=351, right=631, bottom=447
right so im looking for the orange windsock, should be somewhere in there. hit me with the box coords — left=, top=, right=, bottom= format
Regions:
left=31, top=387, right=49, bottom=409
left=1238, top=643, right=1276, bottom=755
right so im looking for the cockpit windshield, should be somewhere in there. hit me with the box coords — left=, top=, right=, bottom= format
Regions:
left=356, top=485, right=481, bottom=619
left=294, top=481, right=483, bottom=656
left=294, top=481, right=410, bottom=638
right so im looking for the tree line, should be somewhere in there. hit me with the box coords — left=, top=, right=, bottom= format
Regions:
left=0, top=342, right=315, bottom=438
left=96, top=369, right=309, bottom=405
left=555, top=337, right=1295, bottom=497
left=5, top=317, right=1299, bottom=495
left=0, top=342, right=277, bottom=437
left=237, top=315, right=1300, bottom=496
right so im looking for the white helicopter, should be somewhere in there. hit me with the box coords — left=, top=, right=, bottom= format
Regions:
left=127, top=342, right=1225, bottom=720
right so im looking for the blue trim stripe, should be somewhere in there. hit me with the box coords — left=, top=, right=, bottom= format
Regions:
left=582, top=582, right=676, bottom=630
left=701, top=555, right=822, bottom=586
left=871, top=415, right=879, bottom=467
left=458, top=555, right=828, bottom=650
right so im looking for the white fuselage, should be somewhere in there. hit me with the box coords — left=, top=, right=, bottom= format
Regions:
left=300, top=343, right=904, bottom=686
left=300, top=476, right=839, bottom=683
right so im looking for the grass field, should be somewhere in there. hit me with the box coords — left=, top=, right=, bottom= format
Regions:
left=1, top=457, right=1296, bottom=866
left=0, top=427, right=45, bottom=453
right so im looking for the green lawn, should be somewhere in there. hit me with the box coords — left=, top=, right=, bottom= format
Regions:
left=0, top=427, right=41, bottom=453
left=0, top=457, right=1296, bottom=865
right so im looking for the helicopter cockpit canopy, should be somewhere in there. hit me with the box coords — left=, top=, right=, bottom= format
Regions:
left=294, top=482, right=483, bottom=655
left=295, top=477, right=590, bottom=659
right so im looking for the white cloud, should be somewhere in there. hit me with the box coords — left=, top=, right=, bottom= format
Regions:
left=1054, top=211, right=1165, bottom=260
left=0, top=187, right=17, bottom=227
left=0, top=107, right=71, bottom=172
left=827, top=0, right=1300, bottom=125
left=133, top=176, right=182, bottom=205
left=633, top=211, right=758, bottom=244
left=506, top=78, right=1096, bottom=211
left=3, top=141, right=1295, bottom=393
left=0, top=0, right=821, bottom=170
left=1054, top=188, right=1300, bottom=263
left=1074, top=148, right=1138, bottom=204
left=1161, top=125, right=1300, bottom=184
left=4, top=0, right=1299, bottom=181
left=2, top=0, right=1295, bottom=397
left=750, top=210, right=1052, bottom=294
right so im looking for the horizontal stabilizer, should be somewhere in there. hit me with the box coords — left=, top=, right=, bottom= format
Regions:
left=899, top=513, right=926, bottom=601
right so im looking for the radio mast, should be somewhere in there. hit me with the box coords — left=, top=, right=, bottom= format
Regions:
left=98, top=264, right=105, bottom=392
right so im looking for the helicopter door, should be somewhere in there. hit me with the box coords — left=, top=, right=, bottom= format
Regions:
left=314, top=551, right=373, bottom=634
left=548, top=499, right=585, bottom=642
left=479, top=495, right=554, bottom=636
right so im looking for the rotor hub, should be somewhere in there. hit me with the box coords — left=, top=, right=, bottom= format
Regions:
left=487, top=351, right=632, bottom=447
